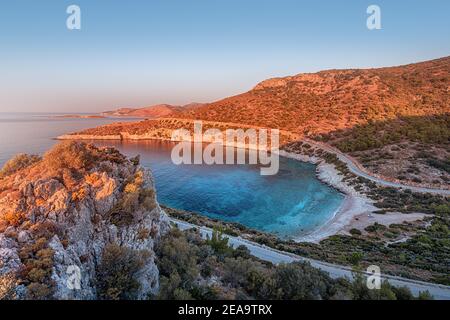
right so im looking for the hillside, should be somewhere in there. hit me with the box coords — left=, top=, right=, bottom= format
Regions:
left=102, top=103, right=205, bottom=118
left=102, top=104, right=182, bottom=118
left=318, top=114, right=450, bottom=189
left=75, top=57, right=450, bottom=138
left=172, top=56, right=449, bottom=135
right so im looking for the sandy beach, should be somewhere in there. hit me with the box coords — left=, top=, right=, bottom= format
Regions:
left=278, top=150, right=427, bottom=243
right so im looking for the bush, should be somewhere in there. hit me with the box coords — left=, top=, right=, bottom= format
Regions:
left=19, top=239, right=55, bottom=300
left=43, top=141, right=99, bottom=174
left=350, top=274, right=397, bottom=300
left=391, top=286, right=414, bottom=300
left=206, top=229, right=232, bottom=255
left=96, top=243, right=150, bottom=300
left=26, top=283, right=53, bottom=300
left=222, top=257, right=256, bottom=288
left=349, top=252, right=364, bottom=266
left=365, top=223, right=387, bottom=233
left=109, top=170, right=157, bottom=226
left=418, top=290, right=433, bottom=300
left=273, top=262, right=333, bottom=300
left=0, top=271, right=18, bottom=300
left=349, top=228, right=362, bottom=236
left=0, top=154, right=41, bottom=178
left=156, top=229, right=199, bottom=286
left=154, top=227, right=424, bottom=300
left=3, top=211, right=23, bottom=227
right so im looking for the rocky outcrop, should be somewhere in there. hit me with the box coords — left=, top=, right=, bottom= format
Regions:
left=0, top=143, right=169, bottom=300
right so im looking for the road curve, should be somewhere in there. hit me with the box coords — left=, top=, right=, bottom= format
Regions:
left=302, top=138, right=450, bottom=196
left=171, top=218, right=450, bottom=300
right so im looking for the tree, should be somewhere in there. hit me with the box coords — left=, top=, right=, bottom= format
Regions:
left=206, top=229, right=231, bottom=255
left=273, top=262, right=332, bottom=300
left=418, top=290, right=433, bottom=300
left=349, top=252, right=364, bottom=266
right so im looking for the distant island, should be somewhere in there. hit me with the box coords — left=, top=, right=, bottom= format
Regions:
left=100, top=103, right=204, bottom=118
left=53, top=103, right=205, bottom=120
left=53, top=114, right=106, bottom=119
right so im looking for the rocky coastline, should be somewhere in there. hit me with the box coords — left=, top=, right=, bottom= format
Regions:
left=0, top=142, right=169, bottom=299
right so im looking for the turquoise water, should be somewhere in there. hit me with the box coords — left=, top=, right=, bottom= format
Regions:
left=0, top=113, right=344, bottom=239
left=95, top=140, right=344, bottom=239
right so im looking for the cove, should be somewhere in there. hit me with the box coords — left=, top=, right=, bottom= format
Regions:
left=93, top=140, right=344, bottom=240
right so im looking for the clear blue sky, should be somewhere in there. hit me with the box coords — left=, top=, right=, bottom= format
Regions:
left=0, top=0, right=449, bottom=112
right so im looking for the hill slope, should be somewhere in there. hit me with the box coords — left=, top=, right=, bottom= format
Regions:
left=173, top=56, right=449, bottom=135
left=102, top=103, right=205, bottom=118
left=102, top=104, right=182, bottom=118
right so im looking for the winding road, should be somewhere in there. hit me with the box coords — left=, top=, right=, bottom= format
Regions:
left=171, top=218, right=450, bottom=300
left=302, top=138, right=450, bottom=196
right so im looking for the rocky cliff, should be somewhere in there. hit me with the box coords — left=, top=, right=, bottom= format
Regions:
left=0, top=142, right=169, bottom=300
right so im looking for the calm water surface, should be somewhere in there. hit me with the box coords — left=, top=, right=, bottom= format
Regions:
left=0, top=113, right=344, bottom=239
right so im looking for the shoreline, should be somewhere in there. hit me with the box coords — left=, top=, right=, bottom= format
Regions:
left=278, top=150, right=427, bottom=243
left=57, top=134, right=428, bottom=243
left=278, top=150, right=376, bottom=242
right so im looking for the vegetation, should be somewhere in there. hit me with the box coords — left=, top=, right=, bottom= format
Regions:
left=313, top=114, right=450, bottom=187
left=108, top=169, right=157, bottom=226
left=96, top=243, right=151, bottom=300
left=427, top=157, right=450, bottom=174
left=153, top=227, right=426, bottom=300
left=205, top=229, right=232, bottom=255
left=164, top=201, right=450, bottom=285
left=0, top=263, right=18, bottom=300
left=17, top=222, right=60, bottom=299
left=283, top=141, right=449, bottom=213
left=320, top=114, right=449, bottom=153
left=173, top=58, right=449, bottom=135
left=43, top=141, right=126, bottom=177
left=0, top=154, right=41, bottom=178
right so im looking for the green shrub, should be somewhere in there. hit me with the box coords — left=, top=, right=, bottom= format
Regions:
left=154, top=226, right=424, bottom=300
left=96, top=243, right=150, bottom=300
left=349, top=252, right=364, bottom=266
left=206, top=229, right=231, bottom=255
left=418, top=291, right=433, bottom=300
left=156, top=229, right=199, bottom=284
left=365, top=223, right=387, bottom=233
left=273, top=262, right=334, bottom=300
